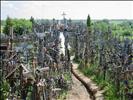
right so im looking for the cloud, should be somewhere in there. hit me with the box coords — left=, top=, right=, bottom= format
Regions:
left=132, top=2, right=133, bottom=18
left=1, top=1, right=133, bottom=20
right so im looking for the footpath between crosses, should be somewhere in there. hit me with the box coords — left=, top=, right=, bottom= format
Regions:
left=72, top=63, right=105, bottom=100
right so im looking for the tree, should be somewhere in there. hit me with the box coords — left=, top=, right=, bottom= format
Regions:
left=13, top=19, right=32, bottom=35
left=30, top=16, right=35, bottom=24
left=3, top=17, right=32, bottom=35
left=87, top=14, right=91, bottom=27
left=84, top=14, right=92, bottom=66
left=30, top=16, right=35, bottom=32
left=3, top=16, right=13, bottom=35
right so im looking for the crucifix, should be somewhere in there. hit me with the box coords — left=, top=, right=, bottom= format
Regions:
left=62, top=12, right=66, bottom=19
left=62, top=12, right=67, bottom=28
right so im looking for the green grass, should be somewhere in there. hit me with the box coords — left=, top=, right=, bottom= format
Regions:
left=64, top=72, right=71, bottom=81
left=78, top=61, right=121, bottom=100
left=57, top=90, right=67, bottom=100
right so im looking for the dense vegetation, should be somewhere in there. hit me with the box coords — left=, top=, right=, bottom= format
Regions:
left=93, top=20, right=133, bottom=39
left=1, top=17, right=133, bottom=37
left=71, top=15, right=133, bottom=100
left=1, top=17, right=32, bottom=35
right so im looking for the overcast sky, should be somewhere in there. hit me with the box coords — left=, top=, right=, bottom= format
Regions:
left=1, top=1, right=133, bottom=20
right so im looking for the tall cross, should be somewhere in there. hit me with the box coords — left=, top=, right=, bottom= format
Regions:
left=62, top=12, right=66, bottom=19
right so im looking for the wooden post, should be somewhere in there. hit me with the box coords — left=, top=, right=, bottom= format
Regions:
left=10, top=27, right=13, bottom=50
left=32, top=57, right=37, bottom=74
left=75, top=34, right=79, bottom=61
left=19, top=65, right=23, bottom=99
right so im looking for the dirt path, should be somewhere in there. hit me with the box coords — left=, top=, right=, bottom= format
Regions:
left=66, top=74, right=91, bottom=100
left=65, top=56, right=91, bottom=100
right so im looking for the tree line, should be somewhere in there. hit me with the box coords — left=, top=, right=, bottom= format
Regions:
left=1, top=16, right=32, bottom=35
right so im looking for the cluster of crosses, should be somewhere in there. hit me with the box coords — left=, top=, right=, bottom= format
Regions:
left=69, top=21, right=133, bottom=99
left=0, top=14, right=75, bottom=100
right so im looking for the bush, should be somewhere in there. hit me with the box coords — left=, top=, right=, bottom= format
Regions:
left=3, top=17, right=32, bottom=35
left=122, top=31, right=132, bottom=36
left=0, top=80, right=10, bottom=100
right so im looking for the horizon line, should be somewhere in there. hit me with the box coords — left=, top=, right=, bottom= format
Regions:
left=1, top=18, right=133, bottom=20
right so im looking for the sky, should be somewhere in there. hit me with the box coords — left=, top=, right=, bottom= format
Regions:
left=1, top=1, right=133, bottom=20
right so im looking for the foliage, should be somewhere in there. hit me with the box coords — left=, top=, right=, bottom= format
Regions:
left=57, top=90, right=67, bottom=100
left=3, top=16, right=13, bottom=35
left=13, top=19, right=32, bottom=35
left=0, top=80, right=10, bottom=100
left=3, top=17, right=32, bottom=35
left=1, top=26, right=3, bottom=33
left=78, top=63, right=120, bottom=100
left=1, top=20, right=6, bottom=26
left=30, top=16, right=35, bottom=24
left=122, top=30, right=132, bottom=36
left=30, top=16, right=35, bottom=32
left=87, top=14, right=91, bottom=27
left=94, top=20, right=109, bottom=33
left=111, top=21, right=133, bottom=39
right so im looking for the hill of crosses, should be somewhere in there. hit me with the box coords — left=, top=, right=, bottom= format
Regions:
left=1, top=5, right=133, bottom=100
